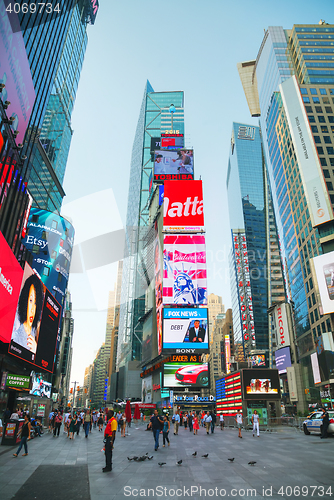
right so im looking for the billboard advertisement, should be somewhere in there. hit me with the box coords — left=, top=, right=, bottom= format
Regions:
left=163, top=234, right=207, bottom=306
left=5, top=374, right=30, bottom=390
left=163, top=307, right=209, bottom=353
left=163, top=362, right=209, bottom=388
left=242, top=369, right=280, bottom=400
left=160, top=133, right=184, bottom=150
left=311, top=352, right=321, bottom=385
left=30, top=372, right=52, bottom=398
left=142, top=375, right=152, bottom=403
left=274, top=346, right=292, bottom=375
left=0, top=230, right=24, bottom=343
left=216, top=372, right=242, bottom=415
left=154, top=234, right=163, bottom=355
left=225, top=335, right=231, bottom=374
left=9, top=263, right=61, bottom=373
left=280, top=76, right=333, bottom=227
left=312, top=251, right=334, bottom=314
left=142, top=312, right=153, bottom=364
left=23, top=208, right=75, bottom=307
left=154, top=150, right=194, bottom=182
left=250, top=354, right=266, bottom=367
left=163, top=180, right=204, bottom=232
left=273, top=303, right=291, bottom=348
left=0, top=4, right=36, bottom=144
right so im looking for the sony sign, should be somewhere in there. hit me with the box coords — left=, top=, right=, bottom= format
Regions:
left=273, top=303, right=291, bottom=349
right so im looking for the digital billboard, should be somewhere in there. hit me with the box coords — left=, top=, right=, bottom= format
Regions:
left=142, top=375, right=152, bottom=403
left=250, top=354, right=266, bottom=367
left=30, top=372, right=52, bottom=398
left=9, top=263, right=61, bottom=373
left=163, top=234, right=207, bottom=306
left=273, top=303, right=291, bottom=348
left=242, top=369, right=280, bottom=400
left=163, top=362, right=209, bottom=388
left=160, top=133, right=184, bottom=150
left=163, top=180, right=204, bottom=232
left=312, top=251, right=334, bottom=314
left=0, top=4, right=36, bottom=144
left=154, top=150, right=194, bottom=182
left=216, top=372, right=242, bottom=415
left=154, top=234, right=163, bottom=355
left=23, top=208, right=75, bottom=307
left=274, top=347, right=292, bottom=375
left=163, top=307, right=209, bottom=353
left=0, top=230, right=24, bottom=343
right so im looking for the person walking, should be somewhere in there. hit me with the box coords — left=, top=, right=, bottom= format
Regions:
left=103, top=410, right=117, bottom=472
left=252, top=410, right=260, bottom=437
left=188, top=411, right=193, bottom=432
left=183, top=413, right=188, bottom=429
left=204, top=411, right=212, bottom=434
left=84, top=410, right=91, bottom=438
left=121, top=412, right=127, bottom=437
left=53, top=411, right=62, bottom=437
left=193, top=412, right=199, bottom=435
left=210, top=412, right=216, bottom=433
left=235, top=409, right=243, bottom=438
left=13, top=414, right=31, bottom=457
left=149, top=409, right=164, bottom=451
left=162, top=415, right=170, bottom=447
left=219, top=413, right=225, bottom=430
left=98, top=412, right=104, bottom=432
left=48, top=410, right=54, bottom=433
left=69, top=414, right=77, bottom=440
left=173, top=410, right=180, bottom=435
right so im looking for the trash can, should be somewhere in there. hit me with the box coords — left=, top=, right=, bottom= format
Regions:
left=1, top=419, right=24, bottom=446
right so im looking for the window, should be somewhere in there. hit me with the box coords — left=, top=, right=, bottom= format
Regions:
left=300, top=88, right=308, bottom=95
left=329, top=116, right=334, bottom=123
left=314, top=136, right=321, bottom=143
left=315, top=106, right=323, bottom=113
left=323, top=97, right=330, bottom=104
left=324, top=136, right=332, bottom=144
left=320, top=88, right=327, bottom=95
left=327, top=147, right=334, bottom=154
left=321, top=126, right=328, bottom=133
left=51, top=250, right=57, bottom=259
left=311, top=125, right=318, bottom=133
left=43, top=267, right=50, bottom=277
left=42, top=231, right=49, bottom=240
left=321, top=159, right=328, bottom=167
left=310, top=88, right=317, bottom=95
left=325, top=107, right=333, bottom=113
left=309, top=115, right=315, bottom=122
left=51, top=220, right=58, bottom=230
left=303, top=96, right=310, bottom=103
left=58, top=273, right=62, bottom=282
left=326, top=181, right=333, bottom=191
left=330, top=158, right=334, bottom=166
left=318, top=116, right=325, bottom=123
left=305, top=106, right=313, bottom=113
left=313, top=97, right=320, bottom=103
left=32, top=245, right=39, bottom=254
left=323, top=169, right=330, bottom=177
left=32, top=214, right=38, bottom=223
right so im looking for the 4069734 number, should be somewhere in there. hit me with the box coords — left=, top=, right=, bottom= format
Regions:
left=6, top=3, right=61, bottom=14
left=277, top=486, right=332, bottom=497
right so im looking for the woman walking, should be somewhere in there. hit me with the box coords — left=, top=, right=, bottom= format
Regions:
left=98, top=412, right=104, bottom=432
left=121, top=412, right=126, bottom=437
left=13, top=414, right=31, bottom=457
left=69, top=414, right=77, bottom=440
left=193, top=412, right=199, bottom=435
left=84, top=410, right=92, bottom=438
left=162, top=415, right=170, bottom=447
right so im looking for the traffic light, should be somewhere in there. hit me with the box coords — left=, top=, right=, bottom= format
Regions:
left=77, top=386, right=80, bottom=391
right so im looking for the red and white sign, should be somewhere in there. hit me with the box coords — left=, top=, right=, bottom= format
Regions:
left=273, top=303, right=291, bottom=349
left=163, top=180, right=204, bottom=232
left=139, top=403, right=156, bottom=409
left=0, top=231, right=24, bottom=343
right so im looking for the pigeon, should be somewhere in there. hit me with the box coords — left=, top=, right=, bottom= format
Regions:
left=128, top=456, right=138, bottom=461
left=176, top=459, right=182, bottom=466
left=228, top=458, right=235, bottom=462
left=158, top=462, right=166, bottom=467
left=147, top=456, right=154, bottom=460
left=202, top=454, right=209, bottom=458
left=192, top=451, right=197, bottom=457
left=248, top=461, right=257, bottom=466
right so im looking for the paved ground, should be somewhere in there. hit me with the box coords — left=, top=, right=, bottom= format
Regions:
left=0, top=421, right=333, bottom=500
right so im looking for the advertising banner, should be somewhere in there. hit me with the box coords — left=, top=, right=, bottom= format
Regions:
left=163, top=307, right=209, bottom=353
left=216, top=372, right=243, bottom=415
left=250, top=354, right=266, bottom=367
left=163, top=362, right=209, bottom=388
left=163, top=234, right=207, bottom=306
left=37, top=404, right=46, bottom=417
left=5, top=374, right=30, bottom=390
left=0, top=230, right=24, bottom=343
left=23, top=208, right=75, bottom=307
left=274, top=346, right=292, bottom=374
left=154, top=234, right=163, bottom=355
left=273, top=303, right=291, bottom=348
left=242, top=369, right=280, bottom=400
left=9, top=263, right=61, bottom=373
left=154, top=149, right=193, bottom=182
left=163, top=180, right=204, bottom=232
left=280, top=76, right=333, bottom=227
left=312, top=251, right=334, bottom=315
left=30, top=372, right=52, bottom=398
left=311, top=352, right=321, bottom=385
left=0, top=4, right=36, bottom=144
left=286, top=366, right=298, bottom=401
left=160, top=133, right=184, bottom=150
left=225, top=335, right=231, bottom=374
left=142, top=312, right=153, bottom=364
left=142, top=375, right=152, bottom=403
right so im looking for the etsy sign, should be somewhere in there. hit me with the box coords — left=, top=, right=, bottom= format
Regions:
left=163, top=180, right=204, bottom=232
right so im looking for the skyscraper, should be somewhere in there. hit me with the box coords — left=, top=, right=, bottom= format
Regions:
left=238, top=22, right=334, bottom=409
left=118, top=82, right=184, bottom=398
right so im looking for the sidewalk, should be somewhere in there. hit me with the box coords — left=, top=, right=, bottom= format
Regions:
left=0, top=421, right=333, bottom=500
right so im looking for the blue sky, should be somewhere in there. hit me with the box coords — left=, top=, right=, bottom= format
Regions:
left=62, top=0, right=333, bottom=384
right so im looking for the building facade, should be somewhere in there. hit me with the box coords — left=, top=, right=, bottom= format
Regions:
left=207, top=293, right=224, bottom=343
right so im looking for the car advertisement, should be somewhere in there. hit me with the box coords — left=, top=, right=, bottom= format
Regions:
left=154, top=149, right=193, bottom=181
left=163, top=234, right=207, bottom=306
left=163, top=180, right=204, bottom=232
left=163, top=362, right=209, bottom=388
left=163, top=307, right=209, bottom=353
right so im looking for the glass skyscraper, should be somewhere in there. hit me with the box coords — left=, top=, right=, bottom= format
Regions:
left=118, top=82, right=184, bottom=398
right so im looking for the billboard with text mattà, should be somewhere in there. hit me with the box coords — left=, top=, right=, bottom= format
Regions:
left=163, top=180, right=204, bottom=232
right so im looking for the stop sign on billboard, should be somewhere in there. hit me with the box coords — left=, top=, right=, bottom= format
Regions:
left=163, top=180, right=204, bottom=231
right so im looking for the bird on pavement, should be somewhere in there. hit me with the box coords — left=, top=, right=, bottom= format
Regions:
left=147, top=456, right=154, bottom=460
left=176, top=460, right=182, bottom=466
left=158, top=462, right=166, bottom=467
left=228, top=458, right=235, bottom=462
left=128, top=456, right=138, bottom=461
left=248, top=461, right=257, bottom=466
left=192, top=451, right=197, bottom=457
left=202, top=454, right=209, bottom=458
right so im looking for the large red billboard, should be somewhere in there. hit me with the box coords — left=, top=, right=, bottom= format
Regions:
left=163, top=180, right=204, bottom=232
left=0, top=230, right=24, bottom=343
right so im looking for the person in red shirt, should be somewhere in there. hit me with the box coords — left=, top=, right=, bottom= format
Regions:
left=103, top=410, right=117, bottom=472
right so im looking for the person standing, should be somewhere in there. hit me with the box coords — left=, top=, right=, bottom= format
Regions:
left=193, top=412, right=199, bottom=435
left=321, top=408, right=329, bottom=439
left=235, top=409, right=243, bottom=438
left=3, top=407, right=11, bottom=424
left=252, top=410, right=260, bottom=437
left=149, top=409, right=164, bottom=451
left=183, top=413, right=188, bottom=429
left=162, top=415, right=170, bottom=447
left=204, top=411, right=212, bottom=434
left=84, top=410, right=91, bottom=438
left=103, top=410, right=117, bottom=472
left=219, top=413, right=225, bottom=430
left=188, top=412, right=193, bottom=432
left=173, top=410, right=180, bottom=435
left=53, top=411, right=62, bottom=437
left=13, top=414, right=31, bottom=457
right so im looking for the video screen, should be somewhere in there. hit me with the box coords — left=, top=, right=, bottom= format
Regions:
left=163, top=307, right=209, bottom=353
left=275, top=347, right=292, bottom=374
left=250, top=354, right=266, bottom=367
left=154, top=149, right=194, bottom=181
left=242, top=369, right=280, bottom=400
left=30, top=372, right=52, bottom=398
left=163, top=362, right=209, bottom=388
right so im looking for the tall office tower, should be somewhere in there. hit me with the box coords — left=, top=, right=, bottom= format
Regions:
left=207, top=293, right=224, bottom=342
left=118, top=82, right=184, bottom=399
left=238, top=23, right=334, bottom=408
left=227, top=122, right=286, bottom=362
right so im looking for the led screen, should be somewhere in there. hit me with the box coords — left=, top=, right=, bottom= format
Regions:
left=250, top=354, right=266, bottom=367
left=163, top=362, right=209, bottom=388
left=154, top=149, right=194, bottom=181
left=312, top=251, right=334, bottom=314
left=242, top=369, right=280, bottom=400
left=30, top=372, right=52, bottom=398
left=274, top=347, right=292, bottom=374
left=163, top=234, right=207, bottom=306
left=163, top=180, right=204, bottom=232
left=163, top=307, right=209, bottom=353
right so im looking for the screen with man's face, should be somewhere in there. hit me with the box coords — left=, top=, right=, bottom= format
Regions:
left=162, top=307, right=209, bottom=353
